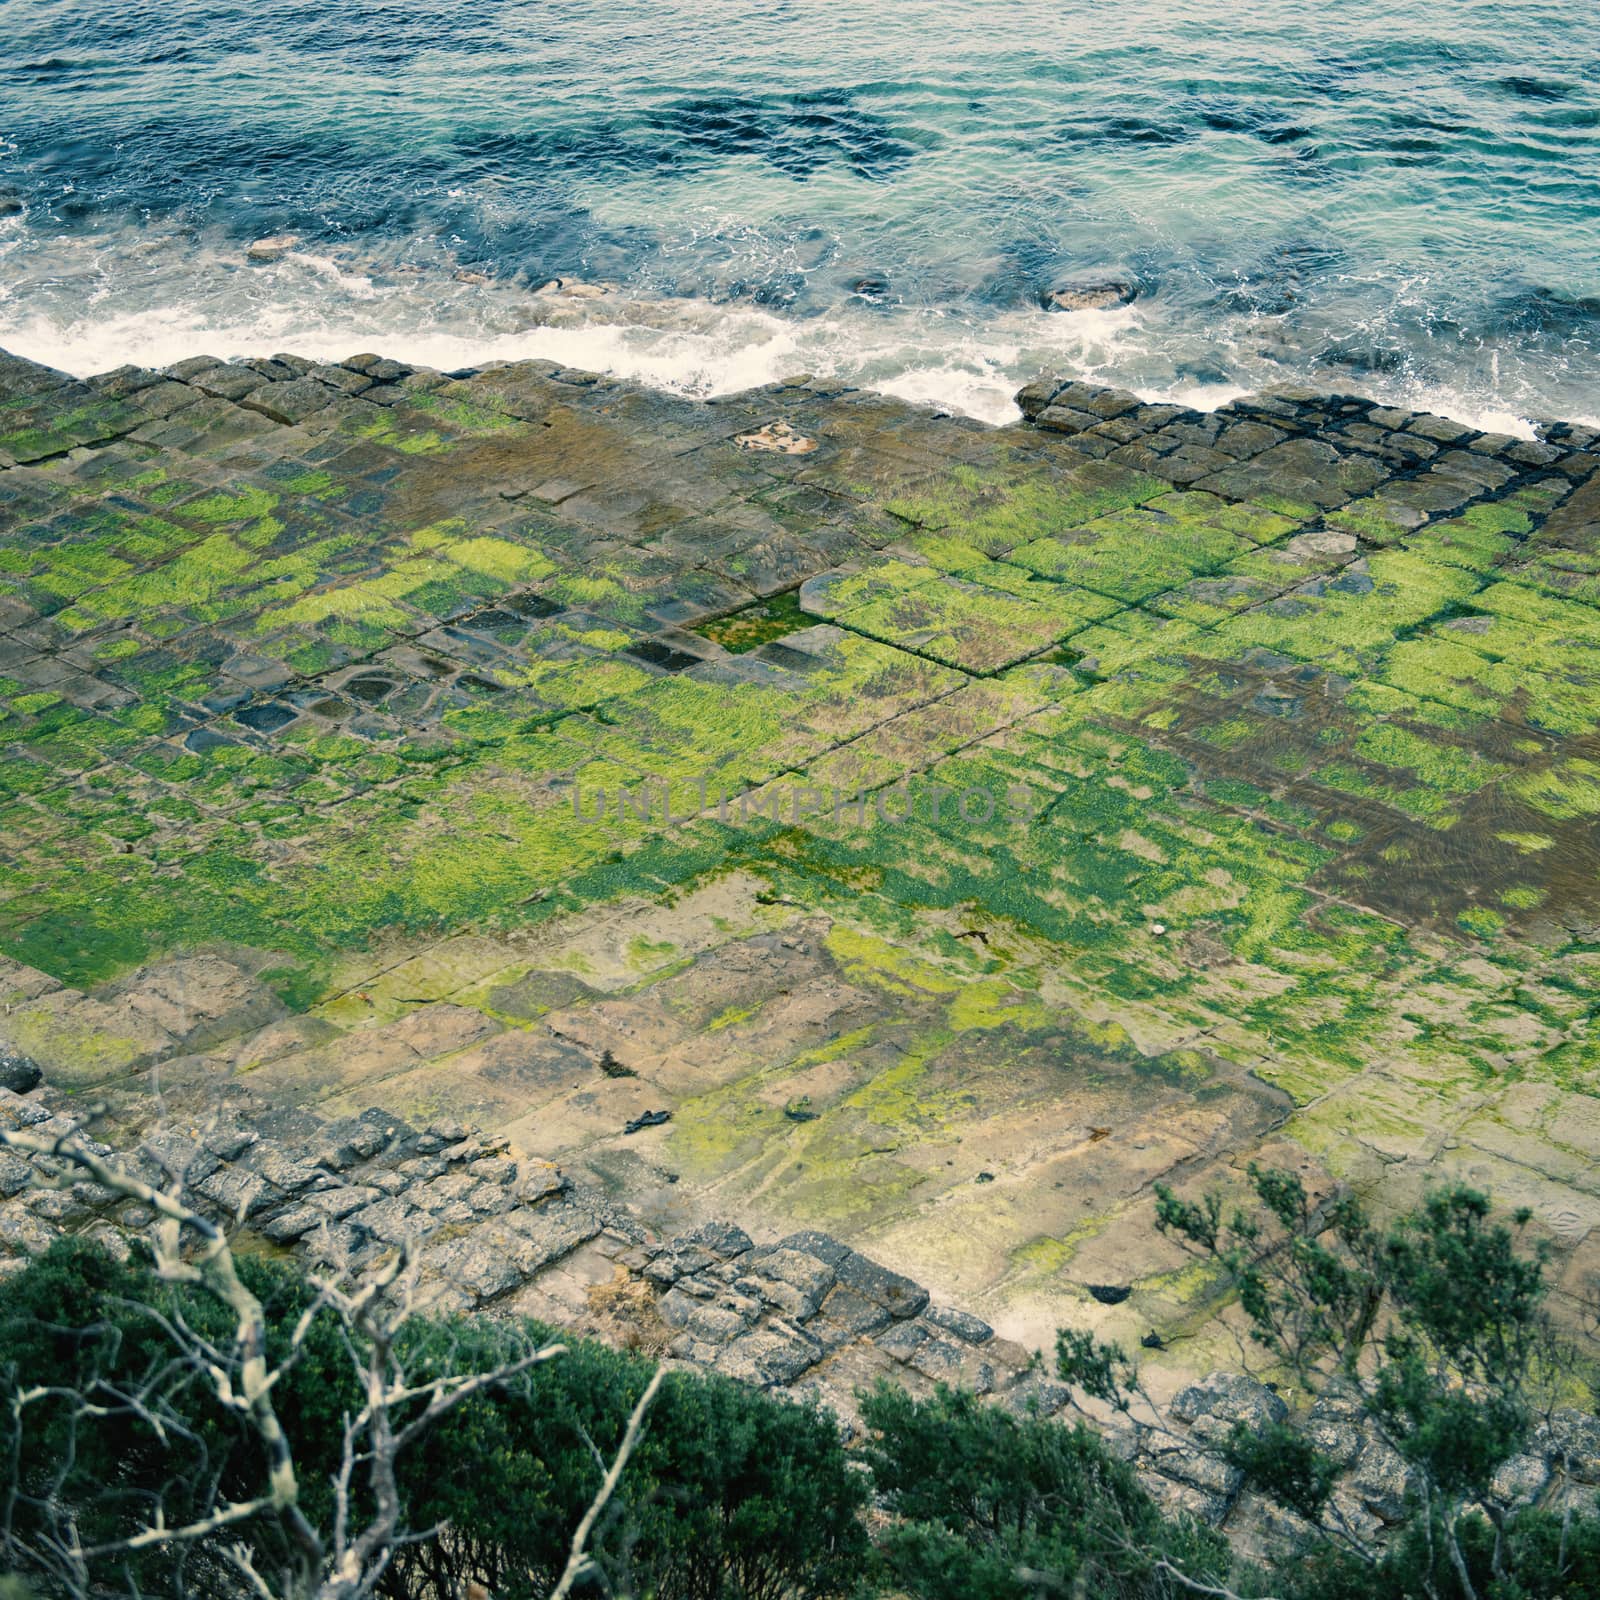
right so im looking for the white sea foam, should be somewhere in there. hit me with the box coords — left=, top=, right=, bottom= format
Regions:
left=0, top=237, right=1571, bottom=438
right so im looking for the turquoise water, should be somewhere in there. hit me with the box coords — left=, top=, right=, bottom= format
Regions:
left=2, top=0, right=1598, bottom=425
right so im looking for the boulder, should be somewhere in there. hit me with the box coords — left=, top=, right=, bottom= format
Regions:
left=804, top=1286, right=894, bottom=1349
left=1537, top=1409, right=1600, bottom=1484
left=831, top=1248, right=929, bottom=1320
left=682, top=1220, right=754, bottom=1258
left=0, top=1046, right=42, bottom=1094
left=746, top=1245, right=837, bottom=1300
left=1146, top=1437, right=1246, bottom=1500
left=1490, top=1453, right=1550, bottom=1508
left=924, top=1305, right=994, bottom=1345
left=1350, top=1437, right=1416, bottom=1524
left=714, top=1326, right=822, bottom=1387
left=1170, top=1372, right=1288, bottom=1438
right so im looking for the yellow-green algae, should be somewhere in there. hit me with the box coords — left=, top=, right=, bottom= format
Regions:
left=2, top=355, right=1599, bottom=1223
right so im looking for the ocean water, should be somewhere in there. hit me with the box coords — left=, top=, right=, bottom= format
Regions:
left=2, top=0, right=1598, bottom=428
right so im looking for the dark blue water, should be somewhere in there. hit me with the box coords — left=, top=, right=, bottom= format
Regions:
left=3, top=0, right=1598, bottom=425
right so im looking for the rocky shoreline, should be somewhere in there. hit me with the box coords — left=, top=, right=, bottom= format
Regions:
left=1, top=342, right=1598, bottom=1551
left=4, top=1079, right=1598, bottom=1559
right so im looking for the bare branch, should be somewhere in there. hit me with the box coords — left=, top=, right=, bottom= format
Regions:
left=549, top=1366, right=666, bottom=1600
left=0, top=1125, right=326, bottom=1584
left=1150, top=1556, right=1280, bottom=1600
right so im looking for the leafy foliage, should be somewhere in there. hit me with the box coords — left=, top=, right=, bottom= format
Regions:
left=0, top=1240, right=866, bottom=1600
left=3, top=1174, right=1597, bottom=1600
left=858, top=1383, right=1231, bottom=1600
left=1059, top=1170, right=1598, bottom=1600
left=0, top=1238, right=357, bottom=1593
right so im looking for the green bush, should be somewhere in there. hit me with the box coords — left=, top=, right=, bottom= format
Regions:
left=0, top=1239, right=866, bottom=1600
left=1056, top=1172, right=1600, bottom=1600
left=1281, top=1504, right=1600, bottom=1600
left=383, top=1318, right=868, bottom=1600
left=0, top=1239, right=363, bottom=1592
left=859, top=1383, right=1231, bottom=1600
left=3, top=1174, right=1597, bottom=1600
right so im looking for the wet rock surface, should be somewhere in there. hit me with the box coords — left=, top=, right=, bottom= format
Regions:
left=0, top=1045, right=42, bottom=1094
left=0, top=342, right=1598, bottom=1413
left=1043, top=278, right=1139, bottom=312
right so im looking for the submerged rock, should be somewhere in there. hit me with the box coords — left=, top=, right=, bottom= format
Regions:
left=1043, top=277, right=1138, bottom=312
left=245, top=234, right=300, bottom=263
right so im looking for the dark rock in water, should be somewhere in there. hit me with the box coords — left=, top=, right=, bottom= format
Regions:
left=1044, top=278, right=1137, bottom=313
left=1318, top=339, right=1405, bottom=375
left=1220, top=238, right=1345, bottom=316
left=1053, top=115, right=1192, bottom=149
left=1496, top=75, right=1576, bottom=102
left=625, top=639, right=701, bottom=673
left=1087, top=1283, right=1132, bottom=1305
left=344, top=675, right=396, bottom=704
left=1491, top=285, right=1600, bottom=338
left=0, top=1046, right=42, bottom=1094
left=639, top=92, right=919, bottom=181
left=848, top=274, right=891, bottom=300
left=0, top=197, right=23, bottom=218
left=1175, top=361, right=1232, bottom=387
left=504, top=591, right=561, bottom=620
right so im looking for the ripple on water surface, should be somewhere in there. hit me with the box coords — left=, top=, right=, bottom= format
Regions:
left=1, top=0, right=1597, bottom=426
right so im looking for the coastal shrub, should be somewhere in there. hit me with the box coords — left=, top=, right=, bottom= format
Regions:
left=623, top=1371, right=871, bottom=1600
left=1279, top=1506, right=1600, bottom=1600
left=0, top=1239, right=867, bottom=1600
left=1053, top=1171, right=1600, bottom=1600
left=4, top=1178, right=1598, bottom=1600
left=0, top=1238, right=361, bottom=1594
left=385, top=1323, right=868, bottom=1600
left=858, top=1383, right=1232, bottom=1599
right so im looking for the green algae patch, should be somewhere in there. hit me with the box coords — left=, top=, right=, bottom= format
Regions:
left=947, top=977, right=1050, bottom=1032
left=819, top=563, right=1115, bottom=673
left=882, top=460, right=1168, bottom=558
left=1011, top=504, right=1253, bottom=605
left=1508, top=759, right=1600, bottom=821
left=695, top=590, right=810, bottom=652
left=824, top=926, right=963, bottom=998
left=1219, top=550, right=1481, bottom=674
left=5, top=348, right=1600, bottom=1321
